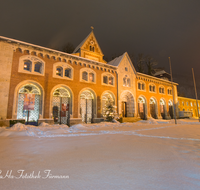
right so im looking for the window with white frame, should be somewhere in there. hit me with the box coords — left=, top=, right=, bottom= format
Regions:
left=19, top=55, right=45, bottom=76
left=159, top=86, right=165, bottom=94
left=138, top=81, right=145, bottom=90
left=53, top=62, right=73, bottom=80
left=149, top=84, right=155, bottom=92
left=80, top=68, right=96, bottom=83
left=167, top=88, right=172, bottom=95
left=190, top=102, right=193, bottom=106
left=102, top=73, right=114, bottom=86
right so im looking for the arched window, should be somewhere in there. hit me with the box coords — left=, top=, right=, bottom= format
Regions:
left=167, top=88, right=172, bottom=95
left=53, top=62, right=73, bottom=80
left=127, top=78, right=130, bottom=87
left=109, top=76, right=114, bottom=85
left=159, top=87, right=165, bottom=94
left=149, top=84, right=156, bottom=92
left=56, top=67, right=63, bottom=77
left=24, top=60, right=32, bottom=71
left=82, top=71, right=88, bottom=81
left=123, top=76, right=131, bottom=87
left=19, top=55, right=45, bottom=75
left=123, top=78, right=126, bottom=86
left=138, top=81, right=145, bottom=90
left=89, top=73, right=94, bottom=82
left=80, top=68, right=96, bottom=83
left=102, top=73, right=114, bottom=86
left=34, top=62, right=42, bottom=73
left=65, top=68, right=71, bottom=78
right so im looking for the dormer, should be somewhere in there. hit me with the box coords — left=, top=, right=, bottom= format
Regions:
left=72, top=27, right=106, bottom=63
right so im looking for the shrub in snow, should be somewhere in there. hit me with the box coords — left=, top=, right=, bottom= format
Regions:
left=103, top=97, right=116, bottom=122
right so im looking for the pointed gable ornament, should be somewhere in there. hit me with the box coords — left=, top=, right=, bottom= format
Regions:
left=73, top=27, right=106, bottom=63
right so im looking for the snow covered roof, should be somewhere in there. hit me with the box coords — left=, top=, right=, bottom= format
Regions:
left=73, top=31, right=91, bottom=53
left=107, top=53, right=125, bottom=66
left=153, top=70, right=169, bottom=76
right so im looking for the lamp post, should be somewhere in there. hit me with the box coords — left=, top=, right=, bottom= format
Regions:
left=169, top=57, right=177, bottom=124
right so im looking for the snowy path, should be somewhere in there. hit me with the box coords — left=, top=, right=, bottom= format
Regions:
left=0, top=119, right=200, bottom=190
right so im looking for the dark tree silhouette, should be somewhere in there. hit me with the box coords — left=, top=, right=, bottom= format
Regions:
left=62, top=42, right=75, bottom=53
left=145, top=55, right=157, bottom=75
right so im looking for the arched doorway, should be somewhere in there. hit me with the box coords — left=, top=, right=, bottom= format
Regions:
left=17, top=83, right=42, bottom=124
left=101, top=91, right=115, bottom=117
left=168, top=100, right=173, bottom=119
left=52, top=87, right=70, bottom=125
left=150, top=97, right=157, bottom=119
left=138, top=96, right=147, bottom=120
left=160, top=99, right=166, bottom=119
left=120, top=91, right=135, bottom=117
left=80, top=90, right=94, bottom=123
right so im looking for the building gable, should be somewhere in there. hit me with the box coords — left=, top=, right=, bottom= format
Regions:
left=73, top=28, right=106, bottom=63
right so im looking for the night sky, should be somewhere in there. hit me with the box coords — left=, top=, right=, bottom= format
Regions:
left=1, top=0, right=200, bottom=83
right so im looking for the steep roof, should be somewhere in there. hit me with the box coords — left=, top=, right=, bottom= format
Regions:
left=107, top=52, right=137, bottom=74
left=73, top=29, right=103, bottom=55
left=107, top=53, right=125, bottom=66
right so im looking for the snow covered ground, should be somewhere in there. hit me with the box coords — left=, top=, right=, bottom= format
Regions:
left=0, top=119, right=200, bottom=190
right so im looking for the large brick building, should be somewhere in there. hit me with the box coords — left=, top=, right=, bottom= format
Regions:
left=0, top=29, right=180, bottom=126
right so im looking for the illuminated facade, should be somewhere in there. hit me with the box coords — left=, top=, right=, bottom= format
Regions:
left=0, top=29, right=183, bottom=126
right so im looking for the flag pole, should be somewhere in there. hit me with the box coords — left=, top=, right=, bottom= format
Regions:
left=192, top=68, right=200, bottom=122
left=168, top=57, right=177, bottom=124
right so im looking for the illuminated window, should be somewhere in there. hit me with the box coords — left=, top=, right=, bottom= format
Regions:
left=56, top=67, right=63, bottom=77
left=24, top=60, right=32, bottom=71
left=102, top=73, right=114, bottom=86
left=190, top=102, right=193, bottom=106
left=80, top=68, right=96, bottom=83
left=109, top=76, right=114, bottom=85
left=182, top=101, right=184, bottom=106
left=186, top=102, right=189, bottom=106
left=89, top=73, right=94, bottom=82
left=19, top=55, right=45, bottom=76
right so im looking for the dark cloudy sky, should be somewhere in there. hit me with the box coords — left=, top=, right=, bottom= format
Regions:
left=1, top=0, right=200, bottom=77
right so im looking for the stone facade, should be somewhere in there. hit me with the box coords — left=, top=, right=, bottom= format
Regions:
left=0, top=30, right=184, bottom=127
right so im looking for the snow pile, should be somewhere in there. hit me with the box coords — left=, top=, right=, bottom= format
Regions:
left=137, top=118, right=158, bottom=124
left=10, top=123, right=28, bottom=131
left=39, top=122, right=49, bottom=127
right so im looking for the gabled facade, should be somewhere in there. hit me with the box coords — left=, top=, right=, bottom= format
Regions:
left=0, top=29, right=182, bottom=126
left=73, top=29, right=106, bottom=63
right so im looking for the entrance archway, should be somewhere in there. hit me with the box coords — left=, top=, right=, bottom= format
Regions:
left=120, top=91, right=135, bottom=117
left=160, top=98, right=167, bottom=119
left=17, top=83, right=42, bottom=124
left=138, top=96, right=147, bottom=120
left=150, top=97, right=157, bottom=119
left=52, top=87, right=71, bottom=125
left=80, top=90, right=95, bottom=123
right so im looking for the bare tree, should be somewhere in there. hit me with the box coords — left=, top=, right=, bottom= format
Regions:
left=145, top=55, right=157, bottom=75
left=62, top=42, right=75, bottom=53
left=136, top=53, right=145, bottom=73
